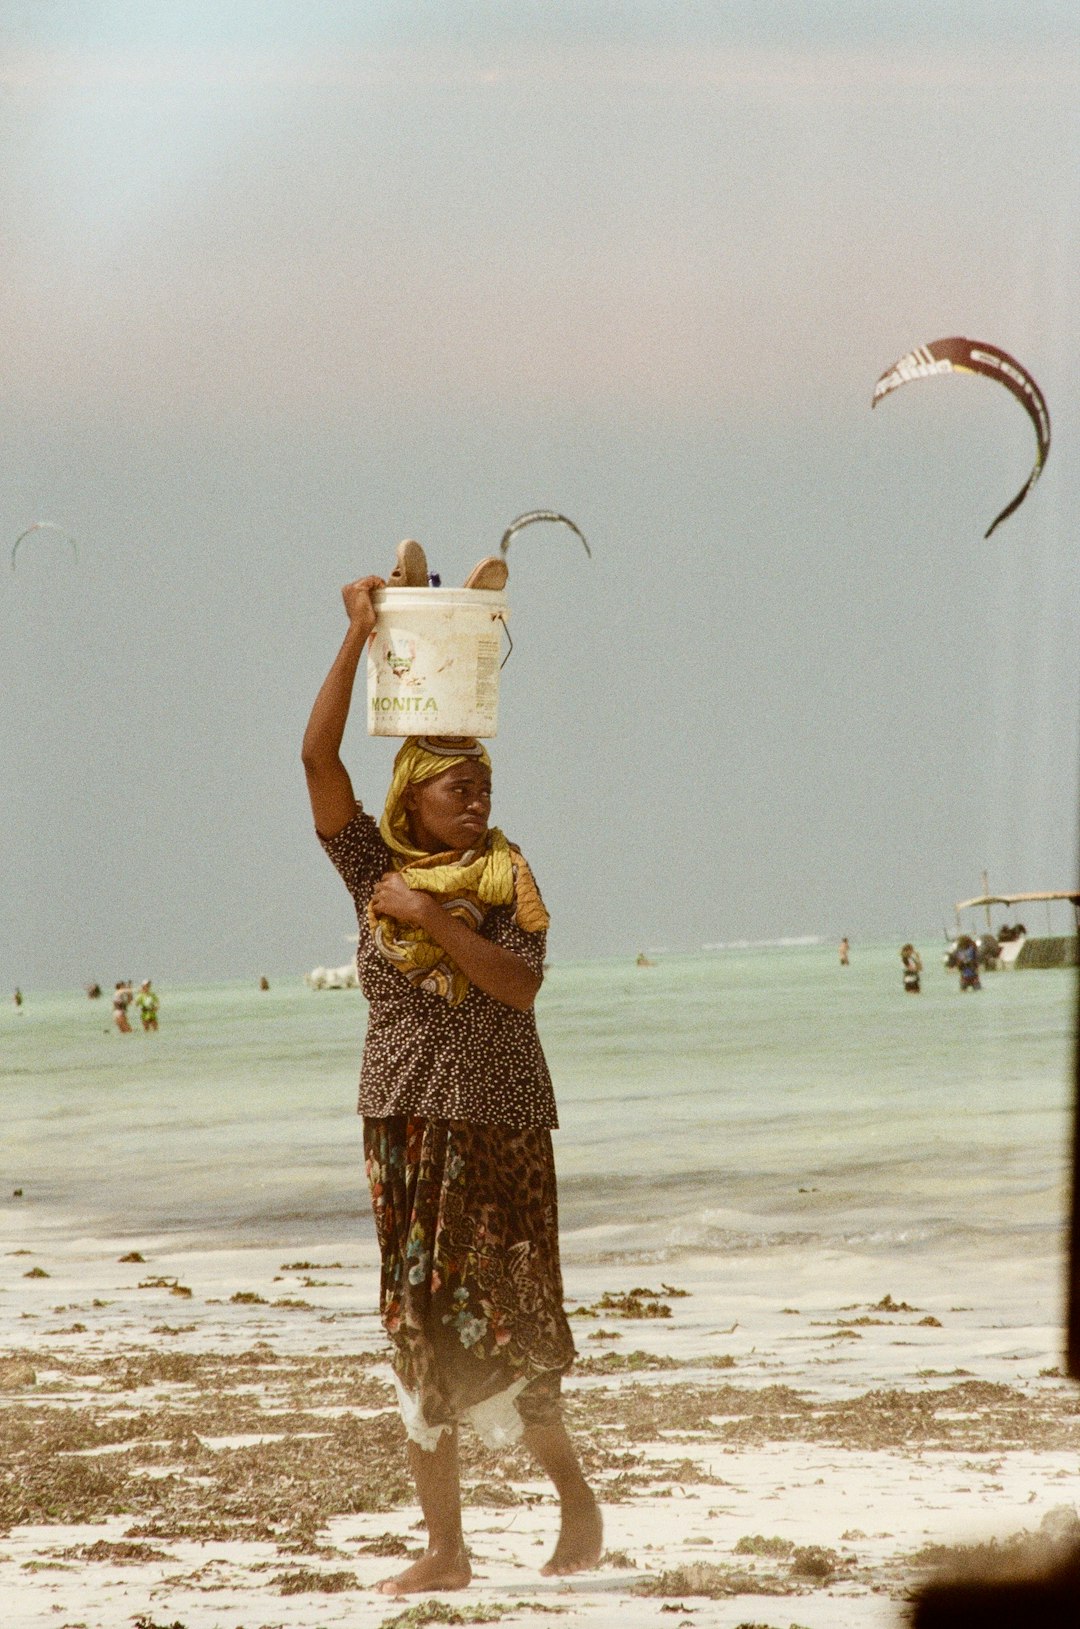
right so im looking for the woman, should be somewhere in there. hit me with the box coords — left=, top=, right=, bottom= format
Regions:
left=302, top=574, right=601, bottom=1598
left=900, top=944, right=922, bottom=994
left=111, top=981, right=133, bottom=1033
left=136, top=979, right=160, bottom=1031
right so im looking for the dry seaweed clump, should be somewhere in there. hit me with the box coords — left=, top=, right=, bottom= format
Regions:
left=0, top=1437, right=144, bottom=1530
left=462, top=1479, right=524, bottom=1507
left=569, top=1380, right=811, bottom=1443
left=600, top=1547, right=637, bottom=1568
left=633, top=1546, right=851, bottom=1599
left=734, top=1533, right=795, bottom=1558
left=567, top=1374, right=1080, bottom=1455
left=790, top=1544, right=842, bottom=1578
left=375, top=1604, right=559, bottom=1627
left=573, top=1349, right=682, bottom=1375
left=632, top=1560, right=799, bottom=1598
left=573, top=1288, right=677, bottom=1320
left=62, top=1539, right=172, bottom=1563
left=0, top=1356, right=36, bottom=1388
left=275, top=1566, right=360, bottom=1593
left=0, top=1345, right=404, bottom=1541
left=138, top=1275, right=192, bottom=1298
left=357, top=1532, right=417, bottom=1557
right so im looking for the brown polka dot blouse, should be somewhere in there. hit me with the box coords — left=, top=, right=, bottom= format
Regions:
left=319, top=807, right=557, bottom=1130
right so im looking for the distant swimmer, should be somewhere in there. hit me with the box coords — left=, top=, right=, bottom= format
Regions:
left=135, top=979, right=160, bottom=1032
left=112, top=981, right=134, bottom=1033
left=838, top=937, right=850, bottom=967
left=900, top=944, right=922, bottom=994
left=259, top=975, right=270, bottom=991
left=635, top=951, right=655, bottom=968
left=86, top=982, right=102, bottom=999
left=13, top=987, right=23, bottom=1010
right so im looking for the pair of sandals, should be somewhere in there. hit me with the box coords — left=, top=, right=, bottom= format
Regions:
left=388, top=539, right=507, bottom=593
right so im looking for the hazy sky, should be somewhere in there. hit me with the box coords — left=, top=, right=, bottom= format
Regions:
left=3, top=1, right=1079, bottom=987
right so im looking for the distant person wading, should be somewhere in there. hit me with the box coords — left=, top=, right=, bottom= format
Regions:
left=111, top=981, right=133, bottom=1033
left=136, top=980, right=160, bottom=1031
left=302, top=572, right=602, bottom=1598
left=900, top=944, right=922, bottom=994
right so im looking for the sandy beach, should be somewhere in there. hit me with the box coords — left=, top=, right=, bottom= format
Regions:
left=3, top=1224, right=1079, bottom=1629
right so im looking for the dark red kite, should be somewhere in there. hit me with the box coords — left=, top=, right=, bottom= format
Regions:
left=872, top=337, right=1050, bottom=537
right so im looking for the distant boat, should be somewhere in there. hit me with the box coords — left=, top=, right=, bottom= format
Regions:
left=950, top=888, right=1080, bottom=970
left=304, top=963, right=360, bottom=990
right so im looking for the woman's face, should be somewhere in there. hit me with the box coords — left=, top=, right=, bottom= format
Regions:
left=405, top=760, right=492, bottom=853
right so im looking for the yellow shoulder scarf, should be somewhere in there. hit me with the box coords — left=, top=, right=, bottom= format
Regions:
left=369, top=736, right=548, bottom=1005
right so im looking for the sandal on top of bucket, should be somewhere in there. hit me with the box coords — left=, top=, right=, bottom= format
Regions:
left=462, top=555, right=508, bottom=592
left=387, top=538, right=429, bottom=587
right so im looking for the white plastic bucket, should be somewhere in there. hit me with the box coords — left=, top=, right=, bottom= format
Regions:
left=366, top=587, right=510, bottom=737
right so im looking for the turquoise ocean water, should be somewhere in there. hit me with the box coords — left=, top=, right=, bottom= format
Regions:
left=4, top=945, right=1075, bottom=1276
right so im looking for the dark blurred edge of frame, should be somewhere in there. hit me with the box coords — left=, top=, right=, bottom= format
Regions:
left=911, top=749, right=1080, bottom=1626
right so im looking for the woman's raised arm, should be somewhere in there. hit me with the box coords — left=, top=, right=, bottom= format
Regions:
left=302, top=575, right=385, bottom=838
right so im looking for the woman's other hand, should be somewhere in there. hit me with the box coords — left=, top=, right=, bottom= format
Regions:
left=372, top=871, right=540, bottom=1010
left=372, top=871, right=436, bottom=929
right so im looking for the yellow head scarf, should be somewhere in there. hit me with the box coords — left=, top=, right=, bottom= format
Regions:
left=370, top=736, right=549, bottom=1004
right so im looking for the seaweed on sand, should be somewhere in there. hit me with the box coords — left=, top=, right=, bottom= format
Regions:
left=734, top=1533, right=795, bottom=1558
left=632, top=1560, right=799, bottom=1598
left=572, top=1289, right=675, bottom=1320
left=376, top=1604, right=567, bottom=1628
left=275, top=1566, right=360, bottom=1593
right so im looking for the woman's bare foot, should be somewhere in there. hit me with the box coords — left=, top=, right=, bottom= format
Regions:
left=539, top=1488, right=603, bottom=1576
left=376, top=1546, right=471, bottom=1596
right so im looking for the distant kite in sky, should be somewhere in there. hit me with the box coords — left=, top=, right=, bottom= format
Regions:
left=872, top=337, right=1050, bottom=537
left=499, top=510, right=591, bottom=558
left=11, top=521, right=78, bottom=571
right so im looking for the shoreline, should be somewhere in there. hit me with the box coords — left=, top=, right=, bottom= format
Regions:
left=3, top=1234, right=1078, bottom=1627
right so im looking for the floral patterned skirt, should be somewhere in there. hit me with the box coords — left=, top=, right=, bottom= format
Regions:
left=363, top=1116, right=576, bottom=1446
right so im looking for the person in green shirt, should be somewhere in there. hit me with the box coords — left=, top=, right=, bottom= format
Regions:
left=135, top=980, right=160, bottom=1031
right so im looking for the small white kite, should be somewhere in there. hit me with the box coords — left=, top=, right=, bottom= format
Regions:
left=11, top=521, right=78, bottom=572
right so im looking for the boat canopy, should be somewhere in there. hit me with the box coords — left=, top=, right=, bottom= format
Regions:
left=955, top=890, right=1080, bottom=911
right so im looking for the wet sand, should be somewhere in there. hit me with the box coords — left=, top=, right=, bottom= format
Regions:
left=2, top=1236, right=1079, bottom=1628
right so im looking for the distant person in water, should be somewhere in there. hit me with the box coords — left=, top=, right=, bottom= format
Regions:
left=13, top=987, right=23, bottom=1010
left=86, top=982, right=102, bottom=1000
left=635, top=951, right=655, bottom=967
left=135, top=979, right=160, bottom=1032
left=838, top=937, right=850, bottom=966
left=900, top=944, right=922, bottom=994
left=955, top=936, right=981, bottom=992
left=259, top=975, right=270, bottom=991
left=303, top=571, right=601, bottom=1598
left=111, top=981, right=133, bottom=1033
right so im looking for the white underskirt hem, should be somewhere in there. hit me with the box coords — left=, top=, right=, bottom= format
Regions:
left=392, top=1371, right=531, bottom=1452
